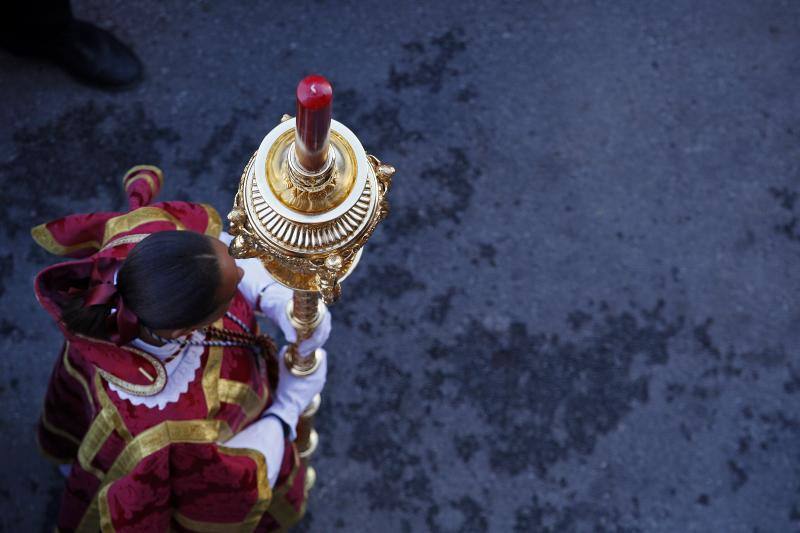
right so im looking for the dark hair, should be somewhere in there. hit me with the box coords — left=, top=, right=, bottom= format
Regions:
left=62, top=231, right=222, bottom=339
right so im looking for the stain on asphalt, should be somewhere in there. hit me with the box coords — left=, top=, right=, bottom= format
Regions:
left=344, top=351, right=431, bottom=513
left=349, top=264, right=427, bottom=301
left=182, top=112, right=241, bottom=181
left=769, top=186, right=800, bottom=241
left=0, top=255, right=12, bottom=298
left=180, top=103, right=268, bottom=193
left=357, top=100, right=424, bottom=156
left=335, top=87, right=423, bottom=156
left=427, top=302, right=682, bottom=475
left=453, top=433, right=480, bottom=462
left=385, top=146, right=478, bottom=241
left=471, top=243, right=497, bottom=267
left=426, top=495, right=488, bottom=532
left=513, top=493, right=638, bottom=533
left=727, top=460, right=748, bottom=492
left=389, top=29, right=468, bottom=94
left=0, top=319, right=24, bottom=342
left=0, top=102, right=179, bottom=236
left=425, top=287, right=459, bottom=326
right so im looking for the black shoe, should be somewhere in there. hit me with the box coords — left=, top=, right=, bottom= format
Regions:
left=2, top=20, right=144, bottom=89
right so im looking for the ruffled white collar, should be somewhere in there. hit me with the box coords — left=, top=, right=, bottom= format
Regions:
left=110, top=331, right=205, bottom=410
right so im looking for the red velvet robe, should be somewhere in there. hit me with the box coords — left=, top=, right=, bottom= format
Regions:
left=34, top=166, right=307, bottom=532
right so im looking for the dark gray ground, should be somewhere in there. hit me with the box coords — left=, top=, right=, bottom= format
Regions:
left=0, top=0, right=798, bottom=531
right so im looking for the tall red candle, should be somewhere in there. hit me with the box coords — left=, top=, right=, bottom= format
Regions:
left=295, top=74, right=333, bottom=172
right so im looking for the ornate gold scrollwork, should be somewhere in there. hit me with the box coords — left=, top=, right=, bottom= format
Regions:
left=229, top=132, right=396, bottom=298
left=227, top=159, right=276, bottom=261
left=316, top=254, right=343, bottom=304
left=226, top=191, right=261, bottom=260
left=369, top=155, right=394, bottom=222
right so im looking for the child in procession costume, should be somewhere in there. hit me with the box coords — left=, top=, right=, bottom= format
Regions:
left=32, top=165, right=329, bottom=531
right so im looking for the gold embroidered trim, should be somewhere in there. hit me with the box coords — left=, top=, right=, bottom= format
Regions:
left=76, top=408, right=115, bottom=479
left=97, top=419, right=251, bottom=531
left=90, top=419, right=229, bottom=532
left=95, top=374, right=133, bottom=442
left=97, top=488, right=113, bottom=533
left=61, top=342, right=96, bottom=412
left=77, top=498, right=101, bottom=532
left=99, top=233, right=149, bottom=252
left=35, top=429, right=71, bottom=465
left=78, top=322, right=278, bottom=532
left=84, top=340, right=167, bottom=397
left=124, top=173, right=156, bottom=195
left=30, top=224, right=100, bottom=257
left=172, top=512, right=241, bottom=533
left=201, top=203, right=222, bottom=237
left=96, top=352, right=166, bottom=397
left=172, top=446, right=272, bottom=532
left=72, top=372, right=134, bottom=531
left=101, top=207, right=187, bottom=246
left=123, top=165, right=164, bottom=189
left=218, top=379, right=269, bottom=428
left=202, top=324, right=224, bottom=418
left=40, top=410, right=81, bottom=447
left=266, top=447, right=304, bottom=529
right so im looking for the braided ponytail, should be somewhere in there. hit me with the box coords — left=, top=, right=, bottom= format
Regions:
left=61, top=231, right=222, bottom=340
left=62, top=297, right=116, bottom=339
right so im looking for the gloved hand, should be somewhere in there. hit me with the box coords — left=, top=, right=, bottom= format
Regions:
left=224, top=414, right=285, bottom=487
left=264, top=346, right=327, bottom=441
left=259, top=282, right=332, bottom=357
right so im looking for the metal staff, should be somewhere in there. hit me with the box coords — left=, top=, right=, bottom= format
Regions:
left=227, top=74, right=395, bottom=490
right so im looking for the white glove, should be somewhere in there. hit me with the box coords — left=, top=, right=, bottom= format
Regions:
left=264, top=346, right=327, bottom=441
left=259, top=283, right=332, bottom=357
left=223, top=415, right=285, bottom=487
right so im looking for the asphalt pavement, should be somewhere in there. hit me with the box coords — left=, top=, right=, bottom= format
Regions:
left=0, top=1, right=798, bottom=531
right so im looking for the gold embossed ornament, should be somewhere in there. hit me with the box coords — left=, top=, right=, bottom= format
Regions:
left=226, top=75, right=395, bottom=486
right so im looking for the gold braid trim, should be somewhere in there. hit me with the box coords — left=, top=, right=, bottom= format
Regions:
left=123, top=173, right=156, bottom=196
left=76, top=373, right=133, bottom=480
left=30, top=224, right=100, bottom=256
left=95, top=419, right=268, bottom=533
left=40, top=410, right=81, bottom=447
left=124, top=165, right=163, bottom=186
left=72, top=333, right=167, bottom=397
left=123, top=165, right=164, bottom=189
left=78, top=323, right=273, bottom=531
left=95, top=373, right=133, bottom=442
left=201, top=203, right=223, bottom=237
left=95, top=348, right=167, bottom=396
left=218, top=379, right=269, bottom=430
left=202, top=329, right=224, bottom=419
left=99, top=233, right=149, bottom=252
left=266, top=448, right=305, bottom=529
left=61, top=342, right=96, bottom=412
left=73, top=374, right=133, bottom=532
left=173, top=446, right=273, bottom=532
left=35, top=429, right=72, bottom=465
left=101, top=206, right=187, bottom=246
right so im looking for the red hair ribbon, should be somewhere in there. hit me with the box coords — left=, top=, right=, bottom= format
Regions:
left=83, top=258, right=139, bottom=345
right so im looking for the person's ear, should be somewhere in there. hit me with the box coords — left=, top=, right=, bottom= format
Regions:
left=156, top=327, right=194, bottom=339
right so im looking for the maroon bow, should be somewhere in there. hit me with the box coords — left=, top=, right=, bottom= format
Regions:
left=83, top=257, right=139, bottom=345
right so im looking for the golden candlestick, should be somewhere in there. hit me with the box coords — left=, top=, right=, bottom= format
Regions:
left=226, top=77, right=394, bottom=488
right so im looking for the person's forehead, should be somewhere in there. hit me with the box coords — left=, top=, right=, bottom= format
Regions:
left=218, top=243, right=240, bottom=281
left=211, top=238, right=234, bottom=265
left=210, top=237, right=228, bottom=253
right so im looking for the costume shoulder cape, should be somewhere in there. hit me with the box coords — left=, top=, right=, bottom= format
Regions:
left=32, top=165, right=222, bottom=396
